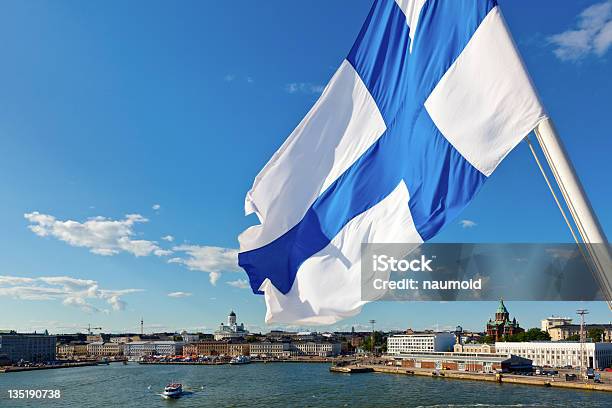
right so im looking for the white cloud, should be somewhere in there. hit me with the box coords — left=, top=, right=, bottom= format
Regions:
left=25, top=211, right=171, bottom=257
left=161, top=235, right=174, bottom=242
left=224, top=74, right=236, bottom=82
left=63, top=296, right=98, bottom=313
left=548, top=1, right=612, bottom=61
left=208, top=271, right=221, bottom=285
left=169, top=245, right=240, bottom=285
left=152, top=204, right=161, bottom=211
left=227, top=279, right=250, bottom=289
left=0, top=274, right=142, bottom=313
left=167, top=291, right=192, bottom=298
left=285, top=82, right=325, bottom=94
left=459, top=219, right=477, bottom=228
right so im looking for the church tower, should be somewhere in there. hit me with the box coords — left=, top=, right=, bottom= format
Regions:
left=486, top=299, right=523, bottom=341
left=228, top=310, right=237, bottom=326
left=495, top=299, right=509, bottom=323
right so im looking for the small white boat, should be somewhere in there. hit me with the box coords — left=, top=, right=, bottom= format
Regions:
left=162, top=383, right=183, bottom=399
left=229, top=355, right=251, bottom=365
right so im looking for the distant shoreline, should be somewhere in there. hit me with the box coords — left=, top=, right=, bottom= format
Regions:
left=0, top=361, right=104, bottom=374
left=138, top=357, right=333, bottom=366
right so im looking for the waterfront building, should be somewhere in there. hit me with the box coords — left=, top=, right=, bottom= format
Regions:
left=541, top=316, right=573, bottom=333
left=0, top=330, right=56, bottom=363
left=228, top=342, right=250, bottom=357
left=250, top=342, right=291, bottom=357
left=485, top=299, right=523, bottom=341
left=454, top=343, right=495, bottom=354
left=291, top=341, right=341, bottom=357
left=387, top=332, right=455, bottom=355
left=123, top=341, right=184, bottom=357
left=547, top=324, right=612, bottom=342
left=86, top=341, right=123, bottom=357
left=57, top=342, right=88, bottom=358
left=183, top=341, right=229, bottom=356
left=495, top=341, right=612, bottom=369
left=214, top=311, right=249, bottom=340
left=392, top=351, right=532, bottom=373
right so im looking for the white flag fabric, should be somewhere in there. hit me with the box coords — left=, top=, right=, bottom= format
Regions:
left=238, top=0, right=547, bottom=324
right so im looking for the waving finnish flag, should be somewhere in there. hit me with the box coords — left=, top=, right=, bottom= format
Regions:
left=238, top=0, right=547, bottom=324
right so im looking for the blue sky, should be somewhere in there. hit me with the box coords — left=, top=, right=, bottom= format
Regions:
left=0, top=0, right=611, bottom=334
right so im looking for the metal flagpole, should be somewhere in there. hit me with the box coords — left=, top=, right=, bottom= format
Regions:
left=533, top=118, right=612, bottom=308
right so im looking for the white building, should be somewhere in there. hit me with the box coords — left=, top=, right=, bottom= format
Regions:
left=214, top=311, right=249, bottom=340
left=387, top=332, right=456, bottom=355
left=291, top=342, right=341, bottom=357
left=495, top=341, right=612, bottom=369
left=123, top=341, right=184, bottom=357
left=86, top=342, right=123, bottom=356
left=541, top=316, right=572, bottom=333
left=250, top=342, right=290, bottom=357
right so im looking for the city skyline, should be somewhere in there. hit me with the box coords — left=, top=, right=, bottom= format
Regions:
left=1, top=0, right=611, bottom=334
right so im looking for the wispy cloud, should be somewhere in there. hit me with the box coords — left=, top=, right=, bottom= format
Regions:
left=0, top=275, right=142, bottom=313
left=152, top=204, right=161, bottom=211
left=227, top=279, right=250, bottom=289
left=225, top=74, right=254, bottom=84
left=24, top=212, right=172, bottom=257
left=161, top=235, right=174, bottom=242
left=168, top=245, right=240, bottom=285
left=167, top=291, right=192, bottom=298
left=459, top=219, right=477, bottom=229
left=548, top=1, right=612, bottom=61
left=285, top=82, right=325, bottom=94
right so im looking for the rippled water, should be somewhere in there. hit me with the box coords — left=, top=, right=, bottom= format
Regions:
left=1, top=363, right=611, bottom=407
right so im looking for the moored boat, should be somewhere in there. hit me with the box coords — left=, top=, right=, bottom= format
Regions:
left=229, top=355, right=251, bottom=365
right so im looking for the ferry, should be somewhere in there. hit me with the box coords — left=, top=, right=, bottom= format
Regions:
left=161, top=383, right=183, bottom=399
left=229, top=355, right=251, bottom=365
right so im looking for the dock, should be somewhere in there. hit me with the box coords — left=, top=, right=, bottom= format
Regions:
left=330, top=364, right=612, bottom=393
